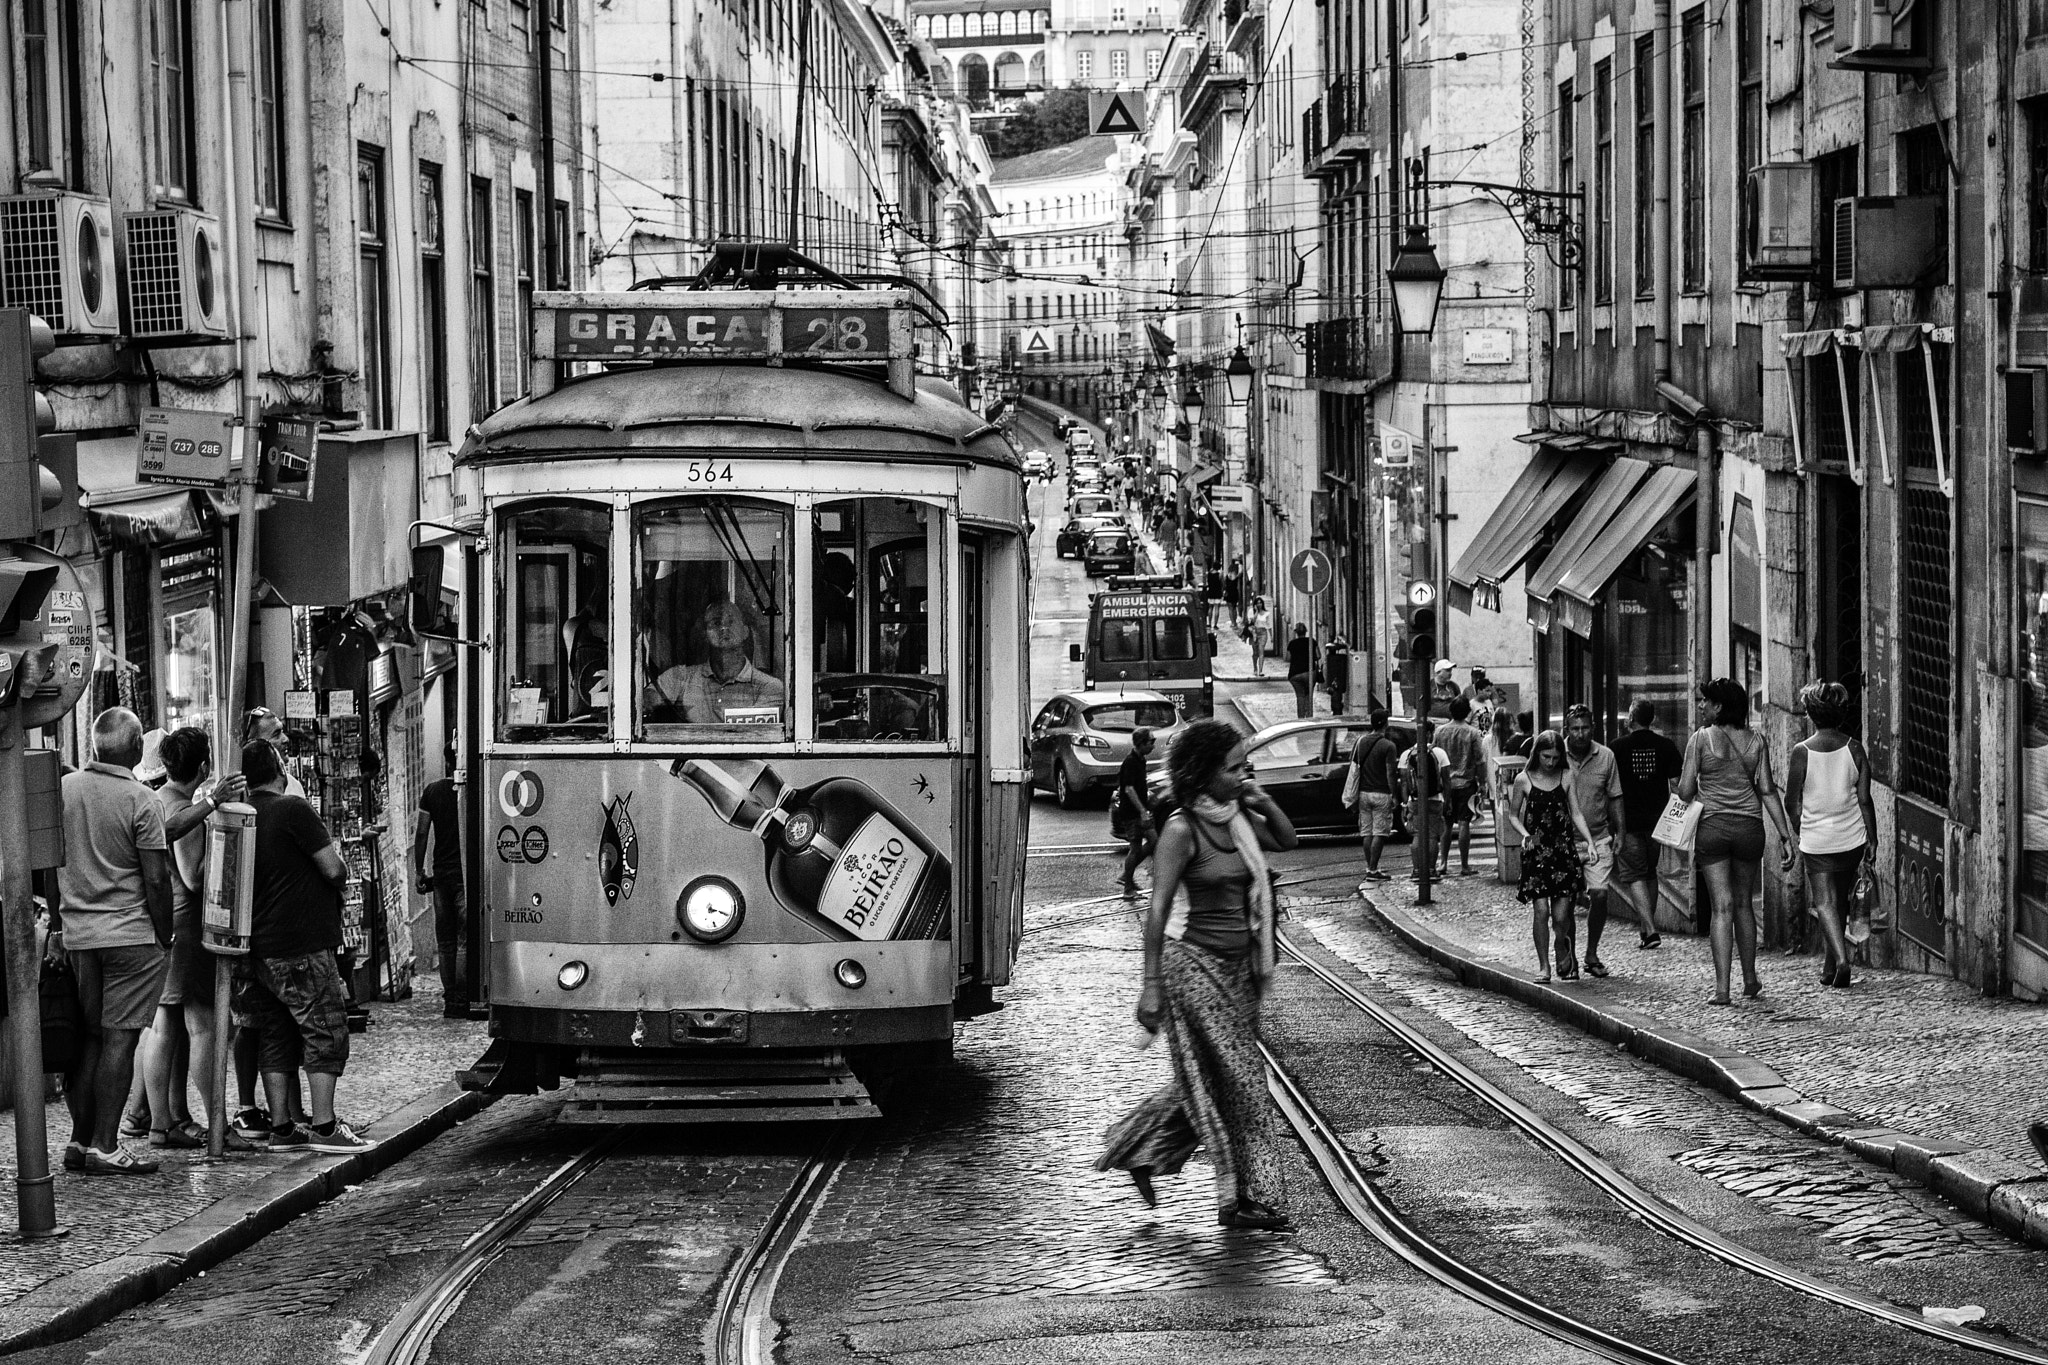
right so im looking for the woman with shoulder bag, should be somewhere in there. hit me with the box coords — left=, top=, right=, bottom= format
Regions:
left=1679, top=678, right=1797, bottom=1005
left=1784, top=682, right=1878, bottom=988
left=1096, top=719, right=1299, bottom=1230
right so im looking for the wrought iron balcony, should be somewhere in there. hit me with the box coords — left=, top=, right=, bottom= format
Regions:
left=1178, top=45, right=1248, bottom=130
left=1304, top=74, right=1371, bottom=179
left=1306, top=316, right=1380, bottom=382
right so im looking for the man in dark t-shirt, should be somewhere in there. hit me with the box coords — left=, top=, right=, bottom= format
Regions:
left=1350, top=709, right=1399, bottom=880
left=1286, top=624, right=1318, bottom=719
left=1114, top=729, right=1157, bottom=895
left=412, top=748, right=467, bottom=1016
left=1608, top=699, right=1683, bottom=948
left=240, top=740, right=370, bottom=1155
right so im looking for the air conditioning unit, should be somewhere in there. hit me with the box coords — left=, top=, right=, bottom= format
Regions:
left=2011, top=369, right=2048, bottom=457
left=1829, top=0, right=1929, bottom=74
left=1743, top=164, right=1815, bottom=282
left=1830, top=196, right=1944, bottom=291
left=117, top=207, right=230, bottom=340
left=0, top=191, right=119, bottom=337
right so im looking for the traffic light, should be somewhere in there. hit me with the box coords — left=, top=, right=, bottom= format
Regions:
left=0, top=309, right=75, bottom=541
left=1406, top=605, right=1438, bottom=668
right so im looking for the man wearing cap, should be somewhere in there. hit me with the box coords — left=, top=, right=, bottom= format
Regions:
left=54, top=708, right=173, bottom=1175
left=1429, top=659, right=1461, bottom=720
left=243, top=708, right=307, bottom=799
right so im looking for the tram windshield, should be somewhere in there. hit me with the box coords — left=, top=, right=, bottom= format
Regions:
left=814, top=498, right=945, bottom=741
left=500, top=502, right=611, bottom=740
left=636, top=500, right=792, bottom=742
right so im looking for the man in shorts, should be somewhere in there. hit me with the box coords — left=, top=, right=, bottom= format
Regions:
left=54, top=709, right=173, bottom=1175
left=1350, top=709, right=1399, bottom=881
left=241, top=739, right=373, bottom=1154
left=1113, top=728, right=1158, bottom=896
left=1563, top=703, right=1628, bottom=977
left=1608, top=698, right=1682, bottom=949
left=1436, top=698, right=1486, bottom=876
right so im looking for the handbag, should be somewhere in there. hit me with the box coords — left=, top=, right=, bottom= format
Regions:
left=1341, top=759, right=1361, bottom=809
left=1847, top=859, right=1887, bottom=937
left=1651, top=793, right=1703, bottom=851
left=39, top=954, right=84, bottom=1074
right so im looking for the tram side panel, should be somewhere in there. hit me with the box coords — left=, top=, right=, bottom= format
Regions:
left=483, top=754, right=959, bottom=1052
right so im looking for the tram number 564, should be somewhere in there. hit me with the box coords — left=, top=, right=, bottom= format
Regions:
left=681, top=461, right=735, bottom=484
left=788, top=307, right=888, bottom=355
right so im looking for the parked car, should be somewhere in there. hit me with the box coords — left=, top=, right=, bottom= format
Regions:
left=1029, top=689, right=1182, bottom=809
left=1068, top=492, right=1115, bottom=519
left=1056, top=514, right=1120, bottom=557
left=1083, top=528, right=1138, bottom=577
left=1235, top=716, right=1420, bottom=836
left=1021, top=449, right=1053, bottom=478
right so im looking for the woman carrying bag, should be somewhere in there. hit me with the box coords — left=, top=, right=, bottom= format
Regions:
left=1504, top=730, right=1594, bottom=981
left=1097, top=719, right=1299, bottom=1230
left=1783, top=682, right=1878, bottom=988
left=1679, top=678, right=1797, bottom=1005
left=1245, top=596, right=1272, bottom=677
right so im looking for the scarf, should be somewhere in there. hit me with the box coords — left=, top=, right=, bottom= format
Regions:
left=1184, top=794, right=1276, bottom=982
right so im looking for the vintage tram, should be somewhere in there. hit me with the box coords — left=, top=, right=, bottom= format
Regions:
left=449, top=257, right=1030, bottom=1120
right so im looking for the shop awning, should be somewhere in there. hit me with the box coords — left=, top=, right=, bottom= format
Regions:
left=1446, top=446, right=1603, bottom=614
left=1550, top=465, right=1697, bottom=637
left=1524, top=457, right=1654, bottom=630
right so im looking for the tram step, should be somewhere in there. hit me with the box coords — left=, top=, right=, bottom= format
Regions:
left=562, top=1050, right=882, bottom=1123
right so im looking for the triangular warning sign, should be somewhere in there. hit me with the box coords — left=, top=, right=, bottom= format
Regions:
left=1022, top=327, right=1053, bottom=355
left=1089, top=91, right=1145, bottom=138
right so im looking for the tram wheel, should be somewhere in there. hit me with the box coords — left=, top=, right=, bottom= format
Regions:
left=1055, top=764, right=1083, bottom=810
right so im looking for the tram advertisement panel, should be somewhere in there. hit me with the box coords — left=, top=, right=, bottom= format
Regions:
left=485, top=757, right=954, bottom=947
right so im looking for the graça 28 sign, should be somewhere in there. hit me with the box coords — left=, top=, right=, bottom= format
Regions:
left=542, top=302, right=893, bottom=360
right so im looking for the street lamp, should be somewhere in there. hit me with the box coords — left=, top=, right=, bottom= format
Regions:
left=1387, top=224, right=1448, bottom=336
left=1224, top=346, right=1255, bottom=406
left=1150, top=376, right=1169, bottom=409
left=1181, top=380, right=1205, bottom=428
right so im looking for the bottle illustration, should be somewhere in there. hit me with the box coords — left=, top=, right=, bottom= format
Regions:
left=672, top=758, right=952, bottom=941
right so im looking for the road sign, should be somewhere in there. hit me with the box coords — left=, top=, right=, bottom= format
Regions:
left=1208, top=484, right=1254, bottom=515
left=1021, top=327, right=1054, bottom=358
left=137, top=407, right=234, bottom=488
left=256, top=414, right=320, bottom=503
left=1088, top=91, right=1145, bottom=137
left=1290, top=547, right=1334, bottom=596
left=1407, top=579, right=1437, bottom=608
left=1378, top=423, right=1416, bottom=468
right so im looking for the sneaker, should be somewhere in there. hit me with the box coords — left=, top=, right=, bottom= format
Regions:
left=83, top=1146, right=160, bottom=1176
left=267, top=1124, right=316, bottom=1153
left=149, top=1123, right=207, bottom=1150
left=232, top=1107, right=271, bottom=1141
left=306, top=1120, right=373, bottom=1155
left=62, top=1141, right=86, bottom=1172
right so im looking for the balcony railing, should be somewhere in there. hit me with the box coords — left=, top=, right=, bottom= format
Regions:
left=1306, top=316, right=1380, bottom=382
left=1178, top=45, right=1248, bottom=129
left=1303, top=73, right=1370, bottom=177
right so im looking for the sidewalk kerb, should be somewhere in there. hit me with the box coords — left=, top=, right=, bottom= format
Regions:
left=1356, top=893, right=2048, bottom=1250
left=0, top=1082, right=492, bottom=1357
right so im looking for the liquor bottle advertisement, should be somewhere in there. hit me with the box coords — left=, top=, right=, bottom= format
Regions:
left=480, top=756, right=955, bottom=947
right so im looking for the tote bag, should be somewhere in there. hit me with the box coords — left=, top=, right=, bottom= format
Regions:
left=1651, top=793, right=1703, bottom=851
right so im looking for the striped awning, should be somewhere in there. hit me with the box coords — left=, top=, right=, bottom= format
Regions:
left=1447, top=446, right=1603, bottom=613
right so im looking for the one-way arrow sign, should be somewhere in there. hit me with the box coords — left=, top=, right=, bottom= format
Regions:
left=1089, top=91, right=1145, bottom=137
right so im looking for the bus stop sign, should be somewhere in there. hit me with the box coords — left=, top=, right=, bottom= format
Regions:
left=1289, top=548, right=1333, bottom=596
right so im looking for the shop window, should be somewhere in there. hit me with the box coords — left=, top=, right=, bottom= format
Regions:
left=500, top=502, right=610, bottom=740
left=814, top=498, right=945, bottom=742
left=639, top=500, right=791, bottom=741
left=160, top=544, right=219, bottom=738
left=2017, top=500, right=2048, bottom=950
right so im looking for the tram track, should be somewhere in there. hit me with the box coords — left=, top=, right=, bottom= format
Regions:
left=705, top=1130, right=854, bottom=1365
left=1273, top=926, right=2048, bottom=1364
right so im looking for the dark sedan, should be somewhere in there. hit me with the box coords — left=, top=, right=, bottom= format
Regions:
left=1239, top=716, right=1419, bottom=836
left=1056, top=513, right=1119, bottom=558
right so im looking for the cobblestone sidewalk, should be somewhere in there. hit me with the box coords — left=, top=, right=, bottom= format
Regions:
left=1354, top=872, right=2048, bottom=1172
left=0, top=976, right=485, bottom=1312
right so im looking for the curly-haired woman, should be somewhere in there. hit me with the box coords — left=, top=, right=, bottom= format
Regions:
left=1097, top=717, right=1299, bottom=1230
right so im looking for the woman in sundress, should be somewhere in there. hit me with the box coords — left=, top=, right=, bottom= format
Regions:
left=1505, top=729, right=1594, bottom=982
left=1097, top=718, right=1299, bottom=1230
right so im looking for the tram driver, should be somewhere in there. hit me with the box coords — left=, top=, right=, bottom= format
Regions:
left=648, top=600, right=786, bottom=726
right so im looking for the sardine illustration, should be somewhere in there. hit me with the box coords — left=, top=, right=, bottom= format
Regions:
left=600, top=793, right=639, bottom=905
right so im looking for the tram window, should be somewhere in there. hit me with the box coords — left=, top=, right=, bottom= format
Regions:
left=1151, top=617, right=1197, bottom=661
left=814, top=498, right=945, bottom=741
left=500, top=502, right=611, bottom=740
left=1098, top=619, right=1145, bottom=663
left=636, top=500, right=792, bottom=741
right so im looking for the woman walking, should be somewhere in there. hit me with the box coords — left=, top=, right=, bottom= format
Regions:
left=1098, top=719, right=1299, bottom=1230
left=1784, top=682, right=1877, bottom=988
left=1504, top=730, right=1594, bottom=981
left=1679, top=678, right=1797, bottom=1005
left=1245, top=596, right=1273, bottom=677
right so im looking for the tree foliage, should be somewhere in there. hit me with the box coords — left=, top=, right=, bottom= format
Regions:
left=988, top=88, right=1093, bottom=159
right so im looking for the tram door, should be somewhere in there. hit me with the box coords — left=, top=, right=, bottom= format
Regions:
left=959, top=537, right=985, bottom=980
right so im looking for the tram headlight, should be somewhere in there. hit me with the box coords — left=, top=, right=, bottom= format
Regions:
left=834, top=958, right=868, bottom=990
left=677, top=875, right=745, bottom=943
left=557, top=960, right=589, bottom=991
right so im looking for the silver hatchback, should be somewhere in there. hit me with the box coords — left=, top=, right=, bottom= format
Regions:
left=1028, top=689, right=1181, bottom=809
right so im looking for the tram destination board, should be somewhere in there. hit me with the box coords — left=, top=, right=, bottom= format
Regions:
left=535, top=290, right=910, bottom=362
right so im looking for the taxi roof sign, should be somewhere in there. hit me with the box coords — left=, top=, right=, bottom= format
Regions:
left=532, top=289, right=919, bottom=398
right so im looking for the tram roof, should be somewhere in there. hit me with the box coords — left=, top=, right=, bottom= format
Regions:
left=461, top=364, right=1019, bottom=470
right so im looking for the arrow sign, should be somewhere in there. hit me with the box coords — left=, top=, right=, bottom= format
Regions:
left=1290, top=547, right=1334, bottom=596
left=1089, top=91, right=1145, bottom=137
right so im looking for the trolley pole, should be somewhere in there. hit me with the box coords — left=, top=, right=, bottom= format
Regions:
left=0, top=701, right=61, bottom=1239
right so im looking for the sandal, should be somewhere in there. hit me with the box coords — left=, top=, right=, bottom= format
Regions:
left=1536, top=968, right=1552, bottom=983
left=1706, top=996, right=1733, bottom=1007
left=1832, top=964, right=1851, bottom=989
left=1584, top=956, right=1609, bottom=978
left=1742, top=979, right=1765, bottom=1000
left=1639, top=932, right=1661, bottom=949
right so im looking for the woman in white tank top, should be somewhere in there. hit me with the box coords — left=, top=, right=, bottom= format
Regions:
left=1784, top=682, right=1878, bottom=989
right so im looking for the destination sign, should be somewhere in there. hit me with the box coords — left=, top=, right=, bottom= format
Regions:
left=543, top=304, right=894, bottom=360
left=1100, top=593, right=1197, bottom=617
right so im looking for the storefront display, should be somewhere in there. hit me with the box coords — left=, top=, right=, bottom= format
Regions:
left=284, top=688, right=388, bottom=981
left=2016, top=500, right=2048, bottom=953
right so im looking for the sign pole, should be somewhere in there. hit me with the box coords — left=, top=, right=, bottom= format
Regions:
left=0, top=703, right=60, bottom=1239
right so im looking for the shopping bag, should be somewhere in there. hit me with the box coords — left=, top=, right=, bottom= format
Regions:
left=1651, top=794, right=1703, bottom=851
left=1341, top=760, right=1361, bottom=809
left=1851, top=860, right=1888, bottom=934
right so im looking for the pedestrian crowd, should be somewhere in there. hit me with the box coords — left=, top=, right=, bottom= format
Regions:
left=43, top=705, right=387, bottom=1176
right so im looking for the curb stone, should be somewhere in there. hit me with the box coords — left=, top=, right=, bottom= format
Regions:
left=1357, top=894, right=2048, bottom=1251
left=0, top=1083, right=493, bottom=1357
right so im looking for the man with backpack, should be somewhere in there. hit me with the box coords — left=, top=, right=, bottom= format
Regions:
left=1348, top=710, right=1399, bottom=882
